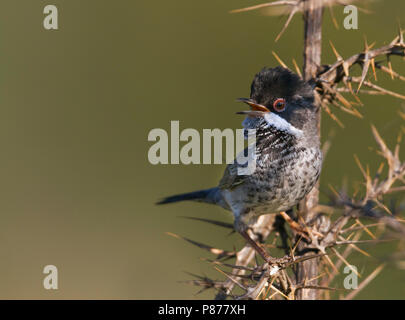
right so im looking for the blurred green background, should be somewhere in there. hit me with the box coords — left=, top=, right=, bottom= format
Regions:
left=0, top=0, right=403, bottom=299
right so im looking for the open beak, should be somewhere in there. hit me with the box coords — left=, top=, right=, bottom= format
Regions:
left=236, top=98, right=270, bottom=117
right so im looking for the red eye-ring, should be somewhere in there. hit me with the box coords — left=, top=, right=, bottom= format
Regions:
left=273, top=98, right=286, bottom=112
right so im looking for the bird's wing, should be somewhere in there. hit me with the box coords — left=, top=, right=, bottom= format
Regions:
left=218, top=124, right=293, bottom=190
left=218, top=144, right=256, bottom=191
left=218, top=161, right=246, bottom=190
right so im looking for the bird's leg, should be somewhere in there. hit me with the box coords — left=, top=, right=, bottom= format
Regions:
left=239, top=230, right=274, bottom=264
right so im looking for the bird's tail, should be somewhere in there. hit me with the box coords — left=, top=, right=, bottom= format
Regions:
left=157, top=187, right=223, bottom=206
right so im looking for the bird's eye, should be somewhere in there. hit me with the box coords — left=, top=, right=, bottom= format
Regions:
left=273, top=98, right=286, bottom=112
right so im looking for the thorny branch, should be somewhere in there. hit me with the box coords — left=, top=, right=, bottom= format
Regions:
left=174, top=124, right=405, bottom=299
left=169, top=0, right=405, bottom=299
left=315, top=30, right=405, bottom=125
left=230, top=0, right=369, bottom=42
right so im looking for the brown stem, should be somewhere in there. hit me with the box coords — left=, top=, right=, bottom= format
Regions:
left=296, top=0, right=324, bottom=300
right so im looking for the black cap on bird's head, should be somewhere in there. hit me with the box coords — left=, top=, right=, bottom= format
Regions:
left=249, top=66, right=314, bottom=105
left=237, top=67, right=318, bottom=141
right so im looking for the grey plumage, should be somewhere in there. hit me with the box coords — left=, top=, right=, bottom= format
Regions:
left=158, top=67, right=323, bottom=233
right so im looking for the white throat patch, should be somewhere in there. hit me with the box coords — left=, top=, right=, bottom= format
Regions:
left=263, top=112, right=303, bottom=137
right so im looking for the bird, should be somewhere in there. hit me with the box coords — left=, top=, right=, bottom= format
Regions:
left=157, top=66, right=323, bottom=263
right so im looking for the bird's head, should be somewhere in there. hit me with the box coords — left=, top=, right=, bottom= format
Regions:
left=238, top=67, right=318, bottom=142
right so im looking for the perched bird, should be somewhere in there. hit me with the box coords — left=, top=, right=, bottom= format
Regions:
left=158, top=67, right=323, bottom=262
